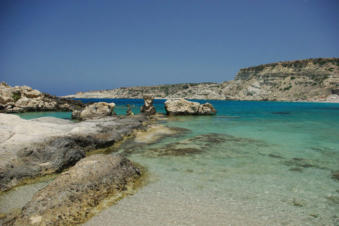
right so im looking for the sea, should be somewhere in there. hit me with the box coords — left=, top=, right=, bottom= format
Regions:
left=6, top=99, right=339, bottom=225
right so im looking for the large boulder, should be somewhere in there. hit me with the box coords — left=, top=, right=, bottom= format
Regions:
left=5, top=154, right=142, bottom=226
left=140, top=94, right=156, bottom=115
left=165, top=98, right=216, bottom=115
left=0, top=113, right=147, bottom=192
left=72, top=102, right=116, bottom=120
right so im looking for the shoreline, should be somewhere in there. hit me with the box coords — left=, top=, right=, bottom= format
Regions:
left=1, top=101, right=338, bottom=225
left=0, top=113, right=150, bottom=192
left=63, top=96, right=339, bottom=104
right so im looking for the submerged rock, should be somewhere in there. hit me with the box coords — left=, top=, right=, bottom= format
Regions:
left=0, top=113, right=147, bottom=192
left=164, top=98, right=216, bottom=115
left=140, top=94, right=156, bottom=115
left=0, top=82, right=83, bottom=113
left=72, top=102, right=116, bottom=120
left=133, top=125, right=190, bottom=144
left=331, top=170, right=339, bottom=181
left=5, top=154, right=142, bottom=226
left=283, top=157, right=328, bottom=170
left=268, top=153, right=284, bottom=159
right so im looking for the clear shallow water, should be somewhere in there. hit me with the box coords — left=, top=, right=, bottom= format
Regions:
left=14, top=100, right=339, bottom=225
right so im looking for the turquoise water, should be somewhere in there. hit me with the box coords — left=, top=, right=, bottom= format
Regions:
left=16, top=111, right=72, bottom=120
left=16, top=100, right=339, bottom=225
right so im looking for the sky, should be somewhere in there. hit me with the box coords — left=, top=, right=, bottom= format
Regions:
left=0, top=0, right=338, bottom=96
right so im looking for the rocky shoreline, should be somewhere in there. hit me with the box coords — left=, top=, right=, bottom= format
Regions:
left=0, top=111, right=150, bottom=225
left=0, top=113, right=147, bottom=192
left=0, top=82, right=83, bottom=113
left=4, top=154, right=143, bottom=226
left=0, top=93, right=215, bottom=225
left=63, top=58, right=339, bottom=103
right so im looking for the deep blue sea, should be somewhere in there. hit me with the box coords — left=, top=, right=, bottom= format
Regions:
left=14, top=99, right=339, bottom=225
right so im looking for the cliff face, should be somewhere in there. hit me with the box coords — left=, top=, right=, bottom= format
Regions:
left=225, top=58, right=339, bottom=101
left=64, top=58, right=339, bottom=102
left=65, top=82, right=226, bottom=100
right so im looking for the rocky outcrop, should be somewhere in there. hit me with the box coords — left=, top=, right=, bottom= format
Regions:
left=72, top=102, right=116, bottom=120
left=63, top=58, right=339, bottom=102
left=222, top=58, right=339, bottom=102
left=140, top=95, right=156, bottom=115
left=126, top=104, right=134, bottom=116
left=4, top=154, right=141, bottom=226
left=164, top=98, right=216, bottom=115
left=0, top=82, right=83, bottom=113
left=0, top=113, right=147, bottom=192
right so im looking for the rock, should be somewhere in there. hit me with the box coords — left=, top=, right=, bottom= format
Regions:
left=126, top=104, right=134, bottom=116
left=62, top=58, right=339, bottom=103
left=72, top=102, right=116, bottom=120
left=331, top=170, right=339, bottom=181
left=133, top=124, right=189, bottom=144
left=164, top=98, right=216, bottom=115
left=5, top=154, right=142, bottom=225
left=0, top=113, right=147, bottom=192
left=140, top=94, right=156, bottom=115
left=0, top=83, right=83, bottom=113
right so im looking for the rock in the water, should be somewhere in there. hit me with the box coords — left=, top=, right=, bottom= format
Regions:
left=0, top=82, right=83, bottom=113
left=126, top=104, right=134, bottom=116
left=140, top=94, right=156, bottom=115
left=164, top=98, right=216, bottom=115
left=5, top=154, right=142, bottom=226
left=0, top=113, right=146, bottom=192
left=72, top=102, right=116, bottom=120
left=332, top=170, right=339, bottom=181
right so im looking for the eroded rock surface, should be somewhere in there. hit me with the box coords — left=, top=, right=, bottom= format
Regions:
left=0, top=113, right=146, bottom=192
left=165, top=98, right=216, bottom=115
left=5, top=154, right=141, bottom=226
left=140, top=94, right=156, bottom=115
left=63, top=58, right=339, bottom=102
left=72, top=102, right=116, bottom=120
left=0, top=82, right=83, bottom=113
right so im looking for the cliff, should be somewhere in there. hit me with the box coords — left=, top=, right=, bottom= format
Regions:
left=64, top=58, right=339, bottom=102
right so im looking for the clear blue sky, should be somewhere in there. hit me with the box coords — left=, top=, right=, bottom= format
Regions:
left=0, top=0, right=338, bottom=95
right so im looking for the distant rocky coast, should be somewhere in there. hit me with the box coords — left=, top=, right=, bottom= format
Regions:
left=64, top=58, right=339, bottom=103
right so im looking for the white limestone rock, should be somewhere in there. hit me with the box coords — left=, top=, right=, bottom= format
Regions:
left=164, top=98, right=216, bottom=115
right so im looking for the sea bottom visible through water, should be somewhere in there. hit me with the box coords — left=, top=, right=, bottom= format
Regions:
left=12, top=100, right=339, bottom=225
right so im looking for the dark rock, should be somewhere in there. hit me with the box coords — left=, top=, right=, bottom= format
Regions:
left=272, top=112, right=290, bottom=115
left=4, top=154, right=142, bottom=225
left=268, top=154, right=284, bottom=159
left=147, top=146, right=203, bottom=157
left=331, top=170, right=339, bottom=181
left=288, top=167, right=303, bottom=172
left=283, top=157, right=328, bottom=170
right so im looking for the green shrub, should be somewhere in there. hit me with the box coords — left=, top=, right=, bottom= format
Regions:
left=12, top=91, right=21, bottom=102
left=283, top=85, right=292, bottom=91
